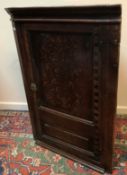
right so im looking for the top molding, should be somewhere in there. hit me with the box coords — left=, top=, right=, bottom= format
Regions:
left=5, top=5, right=121, bottom=23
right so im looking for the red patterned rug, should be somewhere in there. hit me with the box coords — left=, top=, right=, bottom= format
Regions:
left=0, top=111, right=127, bottom=175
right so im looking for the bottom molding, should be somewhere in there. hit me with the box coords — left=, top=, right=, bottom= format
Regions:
left=0, top=102, right=28, bottom=111
left=36, top=139, right=106, bottom=174
left=0, top=102, right=126, bottom=115
left=117, top=106, right=127, bottom=114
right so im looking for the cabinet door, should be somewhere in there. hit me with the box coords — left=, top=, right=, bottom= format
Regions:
left=15, top=22, right=120, bottom=173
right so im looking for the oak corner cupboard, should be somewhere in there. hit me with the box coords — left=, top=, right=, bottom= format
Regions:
left=6, top=5, right=121, bottom=173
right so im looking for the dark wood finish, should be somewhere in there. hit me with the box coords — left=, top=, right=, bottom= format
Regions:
left=6, top=5, right=121, bottom=173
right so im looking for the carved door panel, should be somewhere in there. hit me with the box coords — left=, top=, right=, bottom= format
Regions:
left=18, top=22, right=103, bottom=169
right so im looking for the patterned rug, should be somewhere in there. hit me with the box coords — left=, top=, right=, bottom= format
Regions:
left=0, top=111, right=127, bottom=175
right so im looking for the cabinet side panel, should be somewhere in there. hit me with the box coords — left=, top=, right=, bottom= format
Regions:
left=12, top=22, right=42, bottom=138
left=100, top=25, right=121, bottom=171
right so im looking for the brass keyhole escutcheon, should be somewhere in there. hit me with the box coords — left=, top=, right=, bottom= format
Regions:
left=30, top=83, right=37, bottom=92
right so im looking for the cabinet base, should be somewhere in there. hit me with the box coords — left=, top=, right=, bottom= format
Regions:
left=35, top=139, right=106, bottom=174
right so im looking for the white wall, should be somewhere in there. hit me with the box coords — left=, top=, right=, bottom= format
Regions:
left=0, top=0, right=127, bottom=113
